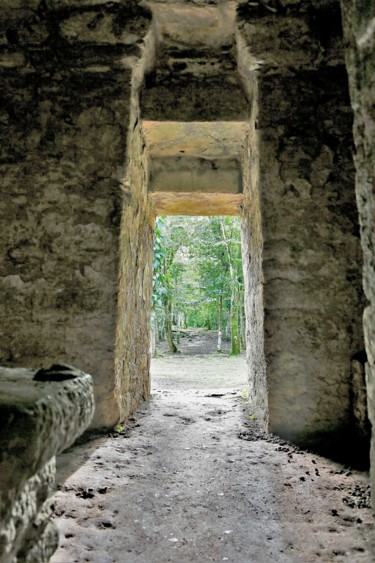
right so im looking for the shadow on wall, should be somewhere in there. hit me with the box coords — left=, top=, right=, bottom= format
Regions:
left=290, top=350, right=370, bottom=470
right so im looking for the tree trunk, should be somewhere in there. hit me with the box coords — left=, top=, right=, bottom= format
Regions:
left=176, top=313, right=181, bottom=344
left=217, top=295, right=223, bottom=353
left=239, top=294, right=246, bottom=350
left=165, top=298, right=178, bottom=353
left=225, top=307, right=230, bottom=341
left=159, top=316, right=165, bottom=341
left=155, top=315, right=160, bottom=344
left=150, top=310, right=157, bottom=357
left=230, top=287, right=241, bottom=355
left=220, top=218, right=241, bottom=355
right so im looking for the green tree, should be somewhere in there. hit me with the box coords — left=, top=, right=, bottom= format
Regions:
left=152, top=216, right=244, bottom=354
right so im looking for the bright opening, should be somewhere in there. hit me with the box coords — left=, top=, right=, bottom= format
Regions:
left=150, top=215, right=247, bottom=395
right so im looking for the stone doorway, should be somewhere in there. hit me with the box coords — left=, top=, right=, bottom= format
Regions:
left=0, top=0, right=372, bottom=522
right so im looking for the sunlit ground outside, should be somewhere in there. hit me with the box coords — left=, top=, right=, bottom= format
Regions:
left=151, top=215, right=247, bottom=394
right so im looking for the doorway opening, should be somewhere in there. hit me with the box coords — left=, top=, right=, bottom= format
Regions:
left=150, top=214, right=248, bottom=398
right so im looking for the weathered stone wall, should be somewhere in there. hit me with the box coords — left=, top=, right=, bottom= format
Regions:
left=238, top=1, right=367, bottom=460
left=0, top=1, right=151, bottom=428
left=115, top=112, right=155, bottom=421
left=241, top=117, right=268, bottom=431
left=341, top=0, right=375, bottom=506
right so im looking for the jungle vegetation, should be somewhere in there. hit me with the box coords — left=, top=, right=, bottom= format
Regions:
left=152, top=216, right=245, bottom=355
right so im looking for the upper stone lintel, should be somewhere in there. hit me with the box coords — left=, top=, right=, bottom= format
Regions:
left=142, top=121, right=249, bottom=158
left=146, top=0, right=238, bottom=49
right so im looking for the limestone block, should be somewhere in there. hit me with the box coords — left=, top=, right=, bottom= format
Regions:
left=151, top=191, right=243, bottom=216
left=240, top=17, right=322, bottom=69
left=148, top=1, right=237, bottom=48
left=141, top=73, right=250, bottom=121
left=0, top=365, right=95, bottom=562
left=241, top=124, right=268, bottom=431
left=0, top=52, right=25, bottom=69
left=0, top=2, right=40, bottom=27
left=0, top=365, right=95, bottom=491
left=115, top=121, right=154, bottom=422
left=143, top=121, right=249, bottom=159
left=0, top=459, right=58, bottom=563
left=0, top=22, right=134, bottom=428
left=60, top=12, right=142, bottom=45
left=351, top=355, right=370, bottom=438
left=149, top=156, right=242, bottom=193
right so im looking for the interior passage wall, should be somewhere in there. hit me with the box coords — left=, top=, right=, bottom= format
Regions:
left=258, top=67, right=366, bottom=456
left=241, top=118, right=268, bottom=431
left=115, top=115, right=154, bottom=422
left=341, top=0, right=375, bottom=506
left=239, top=3, right=367, bottom=460
left=0, top=1, right=151, bottom=428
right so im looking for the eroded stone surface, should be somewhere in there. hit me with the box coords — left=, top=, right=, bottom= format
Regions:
left=241, top=109, right=268, bottom=431
left=151, top=191, right=243, bottom=215
left=341, top=0, right=375, bottom=509
left=0, top=0, right=152, bottom=428
left=0, top=366, right=95, bottom=490
left=150, top=156, right=242, bottom=193
left=141, top=2, right=249, bottom=120
left=143, top=121, right=248, bottom=158
left=0, top=365, right=94, bottom=562
left=115, top=112, right=154, bottom=422
left=238, top=2, right=368, bottom=461
left=144, top=121, right=247, bottom=204
left=0, top=458, right=58, bottom=563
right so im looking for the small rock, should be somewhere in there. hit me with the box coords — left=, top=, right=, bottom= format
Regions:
left=98, top=519, right=115, bottom=529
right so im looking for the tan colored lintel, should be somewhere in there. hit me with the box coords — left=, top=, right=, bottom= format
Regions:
left=150, top=192, right=243, bottom=216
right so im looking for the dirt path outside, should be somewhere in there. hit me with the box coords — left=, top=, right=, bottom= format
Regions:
left=155, top=329, right=232, bottom=356
left=50, top=333, right=374, bottom=562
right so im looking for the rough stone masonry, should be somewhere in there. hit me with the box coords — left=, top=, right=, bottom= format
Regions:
left=0, top=0, right=374, bottom=511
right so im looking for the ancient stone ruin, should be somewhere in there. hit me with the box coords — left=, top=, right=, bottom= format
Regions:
left=0, top=0, right=374, bottom=558
left=0, top=365, right=94, bottom=561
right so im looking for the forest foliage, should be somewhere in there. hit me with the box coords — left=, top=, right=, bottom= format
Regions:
left=152, top=216, right=245, bottom=355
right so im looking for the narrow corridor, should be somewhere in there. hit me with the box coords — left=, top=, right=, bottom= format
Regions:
left=51, top=354, right=374, bottom=562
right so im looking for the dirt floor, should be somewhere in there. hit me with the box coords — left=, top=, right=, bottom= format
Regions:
left=51, top=332, right=374, bottom=562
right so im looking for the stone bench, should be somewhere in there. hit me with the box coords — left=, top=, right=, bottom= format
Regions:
left=0, top=364, right=95, bottom=563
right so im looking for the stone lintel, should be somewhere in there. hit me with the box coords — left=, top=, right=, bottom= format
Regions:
left=142, top=121, right=249, bottom=158
left=147, top=1, right=237, bottom=48
left=141, top=77, right=249, bottom=121
left=149, top=156, right=242, bottom=193
left=150, top=191, right=243, bottom=216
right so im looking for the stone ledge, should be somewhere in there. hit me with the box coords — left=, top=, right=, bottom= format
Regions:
left=0, top=365, right=95, bottom=490
left=0, top=364, right=95, bottom=562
